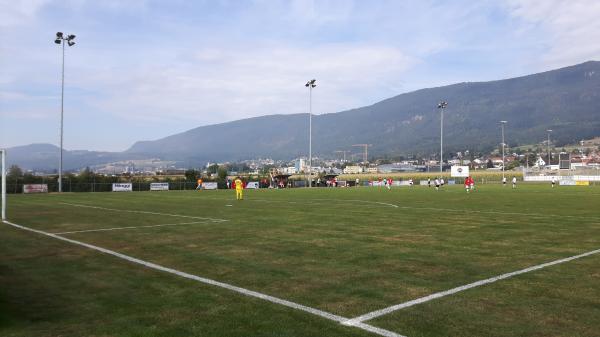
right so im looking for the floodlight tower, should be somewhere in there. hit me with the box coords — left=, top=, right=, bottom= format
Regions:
left=500, top=121, right=507, bottom=180
left=54, top=32, right=76, bottom=193
left=546, top=129, right=553, bottom=168
left=305, top=79, right=316, bottom=187
left=437, top=101, right=448, bottom=173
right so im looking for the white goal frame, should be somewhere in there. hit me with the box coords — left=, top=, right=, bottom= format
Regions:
left=1, top=149, right=5, bottom=220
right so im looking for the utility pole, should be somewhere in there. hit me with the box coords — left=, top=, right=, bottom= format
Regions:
left=54, top=32, right=76, bottom=193
left=437, top=101, right=448, bottom=173
left=500, top=121, right=507, bottom=180
left=546, top=129, right=553, bottom=168
left=305, top=79, right=316, bottom=188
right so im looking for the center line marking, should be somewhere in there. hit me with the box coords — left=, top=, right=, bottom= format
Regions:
left=344, top=247, right=600, bottom=325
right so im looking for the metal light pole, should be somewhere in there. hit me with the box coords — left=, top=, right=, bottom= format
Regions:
left=437, top=101, right=448, bottom=173
left=1, top=149, right=6, bottom=221
left=54, top=32, right=76, bottom=193
left=500, top=121, right=507, bottom=180
left=546, top=129, right=552, bottom=168
left=305, top=79, right=316, bottom=187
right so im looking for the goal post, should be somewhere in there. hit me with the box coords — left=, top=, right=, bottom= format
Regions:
left=1, top=149, right=5, bottom=220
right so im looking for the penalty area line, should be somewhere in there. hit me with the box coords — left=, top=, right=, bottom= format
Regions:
left=2, top=219, right=407, bottom=337
left=61, top=202, right=228, bottom=222
left=344, top=246, right=600, bottom=325
left=52, top=220, right=217, bottom=235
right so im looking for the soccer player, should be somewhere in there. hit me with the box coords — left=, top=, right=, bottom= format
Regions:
left=427, top=177, right=431, bottom=188
left=470, top=177, right=475, bottom=191
left=551, top=176, right=556, bottom=188
left=355, top=178, right=360, bottom=187
left=196, top=178, right=203, bottom=190
left=234, top=177, right=244, bottom=200
left=434, top=178, right=440, bottom=191
left=502, top=176, right=507, bottom=186
left=465, top=176, right=471, bottom=193
left=512, top=176, right=517, bottom=189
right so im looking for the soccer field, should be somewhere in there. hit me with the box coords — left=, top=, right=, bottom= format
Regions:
left=1, top=185, right=599, bottom=337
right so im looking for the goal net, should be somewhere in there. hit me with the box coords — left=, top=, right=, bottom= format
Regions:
left=1, top=149, right=6, bottom=220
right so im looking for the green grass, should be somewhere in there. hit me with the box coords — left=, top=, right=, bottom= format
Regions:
left=1, top=184, right=599, bottom=337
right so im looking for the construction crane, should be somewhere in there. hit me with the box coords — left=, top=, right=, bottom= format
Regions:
left=334, top=150, right=350, bottom=162
left=352, top=144, right=372, bottom=163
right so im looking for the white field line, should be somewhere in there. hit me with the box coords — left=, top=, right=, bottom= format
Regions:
left=2, top=219, right=406, bottom=337
left=343, top=247, right=600, bottom=326
left=61, top=202, right=227, bottom=222
left=175, top=196, right=599, bottom=221
left=395, top=205, right=600, bottom=221
left=52, top=220, right=215, bottom=235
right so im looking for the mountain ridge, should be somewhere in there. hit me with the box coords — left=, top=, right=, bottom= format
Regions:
left=7, top=61, right=600, bottom=170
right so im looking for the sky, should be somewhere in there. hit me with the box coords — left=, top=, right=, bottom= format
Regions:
left=1, top=0, right=600, bottom=151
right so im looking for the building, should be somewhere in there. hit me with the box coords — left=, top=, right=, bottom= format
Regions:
left=294, top=159, right=307, bottom=173
left=343, top=165, right=364, bottom=174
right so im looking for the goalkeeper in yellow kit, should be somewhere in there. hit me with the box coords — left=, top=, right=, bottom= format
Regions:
left=234, top=177, right=244, bottom=200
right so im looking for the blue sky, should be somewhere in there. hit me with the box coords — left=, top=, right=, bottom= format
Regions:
left=1, top=0, right=599, bottom=151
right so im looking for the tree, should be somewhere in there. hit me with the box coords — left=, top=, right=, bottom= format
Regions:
left=217, top=167, right=228, bottom=181
left=185, top=169, right=199, bottom=181
left=207, top=164, right=219, bottom=174
left=7, top=165, right=23, bottom=179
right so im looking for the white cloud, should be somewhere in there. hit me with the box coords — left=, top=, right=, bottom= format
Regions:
left=0, top=0, right=50, bottom=27
left=506, top=0, right=600, bottom=68
left=84, top=43, right=416, bottom=125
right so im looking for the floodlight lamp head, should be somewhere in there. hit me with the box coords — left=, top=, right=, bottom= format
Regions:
left=67, top=34, right=76, bottom=40
left=56, top=32, right=63, bottom=38
left=55, top=39, right=61, bottom=44
left=437, top=101, right=447, bottom=109
left=68, top=41, right=75, bottom=46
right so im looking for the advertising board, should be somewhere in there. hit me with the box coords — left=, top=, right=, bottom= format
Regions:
left=23, top=184, right=48, bottom=193
left=150, top=182, right=169, bottom=191
left=451, top=166, right=469, bottom=177
left=112, top=183, right=133, bottom=192
left=202, top=182, right=218, bottom=190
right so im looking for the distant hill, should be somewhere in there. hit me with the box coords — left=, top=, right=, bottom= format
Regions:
left=7, top=61, right=600, bottom=170
left=4, top=144, right=143, bottom=172
left=127, top=61, right=600, bottom=162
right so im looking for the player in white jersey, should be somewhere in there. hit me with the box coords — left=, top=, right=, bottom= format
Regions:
left=512, top=176, right=517, bottom=189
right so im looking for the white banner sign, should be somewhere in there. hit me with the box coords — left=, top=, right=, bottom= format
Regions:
left=150, top=182, right=169, bottom=191
left=202, top=182, right=218, bottom=190
left=451, top=165, right=469, bottom=177
left=23, top=184, right=48, bottom=193
left=246, top=181, right=259, bottom=189
left=112, top=183, right=133, bottom=192
left=560, top=180, right=576, bottom=186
